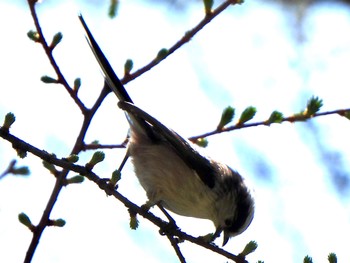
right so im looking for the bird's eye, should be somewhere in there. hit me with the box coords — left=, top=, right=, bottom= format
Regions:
left=224, top=219, right=233, bottom=227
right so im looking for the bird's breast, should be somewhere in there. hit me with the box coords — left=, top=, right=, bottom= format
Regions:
left=129, top=141, right=217, bottom=220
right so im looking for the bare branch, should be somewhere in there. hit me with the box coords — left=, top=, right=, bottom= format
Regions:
left=0, top=160, right=16, bottom=179
left=166, top=235, right=186, bottom=263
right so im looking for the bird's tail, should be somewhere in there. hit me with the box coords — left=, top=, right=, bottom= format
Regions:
left=79, top=14, right=156, bottom=140
left=79, top=14, right=132, bottom=104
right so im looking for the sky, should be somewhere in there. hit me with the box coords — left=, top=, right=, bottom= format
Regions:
left=1, top=0, right=350, bottom=262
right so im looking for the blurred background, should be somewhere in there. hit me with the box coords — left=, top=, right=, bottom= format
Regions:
left=1, top=0, right=350, bottom=262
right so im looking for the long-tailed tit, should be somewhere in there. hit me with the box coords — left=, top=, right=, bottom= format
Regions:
left=79, top=15, right=254, bottom=246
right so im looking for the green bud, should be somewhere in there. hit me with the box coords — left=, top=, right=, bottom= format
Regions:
left=304, top=96, right=323, bottom=117
left=156, top=48, right=168, bottom=62
left=18, top=212, right=34, bottom=231
left=90, top=151, right=105, bottom=164
left=0, top=160, right=27, bottom=178
left=267, top=110, right=283, bottom=124
left=238, top=106, right=256, bottom=125
left=86, top=151, right=105, bottom=169
left=27, top=30, right=40, bottom=42
left=43, top=161, right=58, bottom=175
left=41, top=75, right=58, bottom=84
left=51, top=218, right=66, bottom=227
left=203, top=0, right=214, bottom=15
left=129, top=214, right=139, bottom=230
left=328, top=253, right=337, bottom=263
left=108, top=0, right=119, bottom=18
left=239, top=240, right=258, bottom=257
left=16, top=149, right=27, bottom=159
left=73, top=78, right=81, bottom=92
left=2, top=112, right=16, bottom=130
left=65, top=154, right=79, bottom=163
left=304, top=255, right=313, bottom=263
left=124, top=59, right=134, bottom=75
left=50, top=32, right=63, bottom=49
left=18, top=212, right=31, bottom=226
left=12, top=166, right=30, bottom=176
left=194, top=138, right=208, bottom=148
left=110, top=170, right=121, bottom=186
left=66, top=175, right=84, bottom=185
left=217, top=106, right=235, bottom=130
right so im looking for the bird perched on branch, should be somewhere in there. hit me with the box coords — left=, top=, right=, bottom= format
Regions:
left=79, top=15, right=254, bottom=246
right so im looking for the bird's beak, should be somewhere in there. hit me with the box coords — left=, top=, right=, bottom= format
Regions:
left=222, top=230, right=230, bottom=246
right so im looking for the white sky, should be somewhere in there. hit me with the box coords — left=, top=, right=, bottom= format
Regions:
left=1, top=0, right=350, bottom=262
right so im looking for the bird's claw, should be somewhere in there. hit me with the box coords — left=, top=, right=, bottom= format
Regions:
left=159, top=220, right=180, bottom=236
left=198, top=233, right=217, bottom=244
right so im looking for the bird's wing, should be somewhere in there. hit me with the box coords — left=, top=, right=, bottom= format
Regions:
left=119, top=101, right=216, bottom=189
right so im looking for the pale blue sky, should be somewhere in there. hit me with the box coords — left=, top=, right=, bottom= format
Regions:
left=1, top=1, right=350, bottom=262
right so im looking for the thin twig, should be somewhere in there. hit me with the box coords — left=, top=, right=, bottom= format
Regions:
left=28, top=0, right=86, bottom=112
left=189, top=107, right=350, bottom=142
left=0, top=160, right=16, bottom=180
left=166, top=235, right=186, bottom=263
left=122, top=0, right=242, bottom=84
left=72, top=85, right=110, bottom=154
left=83, top=143, right=126, bottom=150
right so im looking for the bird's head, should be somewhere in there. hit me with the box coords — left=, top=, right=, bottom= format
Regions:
left=212, top=166, right=255, bottom=246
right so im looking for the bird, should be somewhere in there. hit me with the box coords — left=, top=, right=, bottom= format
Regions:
left=79, top=14, right=254, bottom=246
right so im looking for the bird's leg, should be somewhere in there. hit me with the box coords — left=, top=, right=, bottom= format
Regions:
left=157, top=204, right=180, bottom=237
left=140, top=198, right=179, bottom=236
left=212, top=227, right=223, bottom=241
left=157, top=204, right=177, bottom=227
left=117, top=147, right=130, bottom=173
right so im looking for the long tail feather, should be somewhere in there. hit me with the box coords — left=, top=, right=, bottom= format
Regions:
left=79, top=14, right=157, bottom=140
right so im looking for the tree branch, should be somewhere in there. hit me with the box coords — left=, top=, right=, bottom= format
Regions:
left=166, top=235, right=186, bottom=263
left=122, top=0, right=243, bottom=83
left=0, top=128, right=248, bottom=263
left=189, top=107, right=350, bottom=142
left=28, top=0, right=86, bottom=112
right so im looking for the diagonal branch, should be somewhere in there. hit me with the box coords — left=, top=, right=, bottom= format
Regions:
left=122, top=0, right=243, bottom=83
left=166, top=235, right=187, bottom=263
left=0, top=128, right=248, bottom=263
